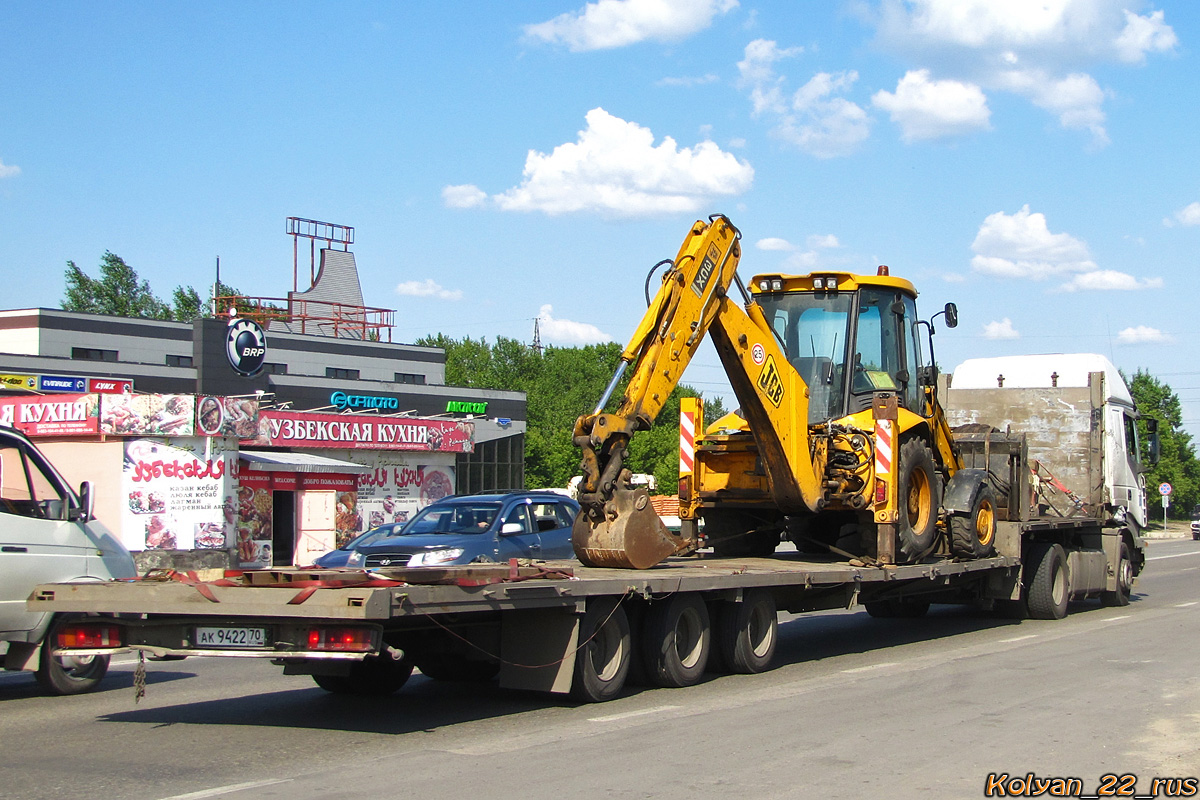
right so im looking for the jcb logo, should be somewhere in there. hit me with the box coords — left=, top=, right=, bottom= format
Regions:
left=757, top=355, right=784, bottom=407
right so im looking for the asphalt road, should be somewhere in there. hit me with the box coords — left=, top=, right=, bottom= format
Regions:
left=4, top=539, right=1200, bottom=800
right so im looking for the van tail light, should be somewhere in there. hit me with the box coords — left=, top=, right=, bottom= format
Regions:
left=306, top=627, right=373, bottom=652
left=56, top=623, right=123, bottom=649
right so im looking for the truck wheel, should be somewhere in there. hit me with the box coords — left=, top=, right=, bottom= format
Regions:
left=897, top=439, right=941, bottom=563
left=715, top=589, right=777, bottom=674
left=414, top=654, right=500, bottom=682
left=570, top=597, right=631, bottom=703
left=949, top=482, right=997, bottom=559
left=35, top=619, right=110, bottom=695
left=1100, top=539, right=1133, bottom=607
left=864, top=598, right=930, bottom=618
left=643, top=593, right=711, bottom=687
left=312, top=655, right=413, bottom=696
left=1026, top=543, right=1070, bottom=620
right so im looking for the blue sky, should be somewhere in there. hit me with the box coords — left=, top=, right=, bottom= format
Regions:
left=2, top=1, right=1198, bottom=440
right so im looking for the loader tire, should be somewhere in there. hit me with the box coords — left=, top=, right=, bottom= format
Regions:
left=897, top=439, right=941, bottom=563
left=1026, top=543, right=1070, bottom=620
left=949, top=481, right=997, bottom=559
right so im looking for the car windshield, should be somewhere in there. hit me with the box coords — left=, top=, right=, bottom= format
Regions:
left=398, top=502, right=502, bottom=535
left=343, top=526, right=394, bottom=550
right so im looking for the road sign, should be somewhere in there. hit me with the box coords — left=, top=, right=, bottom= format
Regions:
left=1159, top=482, right=1173, bottom=496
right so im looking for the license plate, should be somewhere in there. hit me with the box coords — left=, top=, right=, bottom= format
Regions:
left=195, top=626, right=267, bottom=649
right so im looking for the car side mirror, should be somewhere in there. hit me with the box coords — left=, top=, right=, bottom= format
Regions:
left=70, top=481, right=94, bottom=523
left=500, top=522, right=524, bottom=535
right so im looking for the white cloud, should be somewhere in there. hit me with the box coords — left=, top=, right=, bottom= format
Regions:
left=1114, top=9, right=1178, bottom=64
left=0, top=159, right=20, bottom=179
left=872, top=69, right=991, bottom=141
left=490, top=107, right=753, bottom=218
left=395, top=279, right=464, bottom=301
left=737, top=39, right=803, bottom=115
left=970, top=205, right=1095, bottom=278
left=1165, top=201, right=1200, bottom=227
left=657, top=74, right=720, bottom=87
left=942, top=273, right=967, bottom=283
left=755, top=237, right=795, bottom=251
left=775, top=71, right=871, bottom=158
left=1058, top=270, right=1163, bottom=292
left=983, top=318, right=1019, bottom=339
left=1117, top=325, right=1172, bottom=345
left=524, top=0, right=738, bottom=52
left=442, top=184, right=487, bottom=209
left=537, top=304, right=613, bottom=345
left=807, top=233, right=839, bottom=249
left=869, top=1, right=1177, bottom=146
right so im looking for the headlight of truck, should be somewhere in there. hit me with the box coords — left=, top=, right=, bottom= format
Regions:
left=346, top=549, right=365, bottom=567
left=408, top=548, right=465, bottom=566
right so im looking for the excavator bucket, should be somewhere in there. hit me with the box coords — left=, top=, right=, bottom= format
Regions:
left=572, top=486, right=692, bottom=570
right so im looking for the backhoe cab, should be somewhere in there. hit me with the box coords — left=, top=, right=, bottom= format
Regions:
left=572, top=215, right=985, bottom=570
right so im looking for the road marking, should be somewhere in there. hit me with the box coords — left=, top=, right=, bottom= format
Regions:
left=158, top=779, right=292, bottom=799
left=1176, top=602, right=1198, bottom=608
left=589, top=704, right=680, bottom=723
left=1147, top=551, right=1200, bottom=561
left=1099, top=615, right=1132, bottom=622
left=841, top=662, right=898, bottom=674
left=1000, top=634, right=1039, bottom=643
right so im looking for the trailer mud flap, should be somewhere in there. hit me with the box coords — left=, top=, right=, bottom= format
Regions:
left=499, top=606, right=579, bottom=694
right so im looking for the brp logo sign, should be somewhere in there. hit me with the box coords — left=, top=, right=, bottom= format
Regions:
left=226, top=318, right=267, bottom=377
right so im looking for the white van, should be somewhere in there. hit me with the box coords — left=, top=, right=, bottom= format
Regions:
left=0, top=426, right=135, bottom=694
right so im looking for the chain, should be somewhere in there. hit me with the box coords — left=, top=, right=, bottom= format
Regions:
left=133, top=651, right=146, bottom=704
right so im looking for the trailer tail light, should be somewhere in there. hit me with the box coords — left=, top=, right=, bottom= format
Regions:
left=306, top=627, right=373, bottom=653
left=56, top=623, right=123, bottom=649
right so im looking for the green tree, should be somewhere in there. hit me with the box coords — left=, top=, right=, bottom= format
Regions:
left=63, top=251, right=173, bottom=319
left=1129, top=370, right=1200, bottom=519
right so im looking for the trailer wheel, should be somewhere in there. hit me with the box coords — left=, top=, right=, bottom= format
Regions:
left=1100, top=539, right=1133, bottom=607
left=312, top=655, right=413, bottom=696
left=897, top=439, right=941, bottom=563
left=35, top=619, right=110, bottom=696
left=643, top=593, right=711, bottom=687
left=715, top=589, right=778, bottom=674
left=864, top=598, right=930, bottom=618
left=1026, top=543, right=1070, bottom=620
left=570, top=597, right=631, bottom=703
left=949, top=482, right=997, bottom=559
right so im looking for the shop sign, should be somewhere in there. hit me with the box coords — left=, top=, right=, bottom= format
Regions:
left=0, top=393, right=100, bottom=435
left=330, top=391, right=399, bottom=411
left=0, top=374, right=37, bottom=391
left=196, top=396, right=260, bottom=438
left=100, top=394, right=196, bottom=436
left=89, top=378, right=133, bottom=394
left=244, top=410, right=474, bottom=453
left=121, top=438, right=234, bottom=554
left=38, top=375, right=87, bottom=393
left=225, top=318, right=267, bottom=377
left=445, top=400, right=487, bottom=414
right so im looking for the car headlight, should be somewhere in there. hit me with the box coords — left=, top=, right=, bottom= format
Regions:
left=346, top=549, right=365, bottom=567
left=408, top=548, right=465, bottom=567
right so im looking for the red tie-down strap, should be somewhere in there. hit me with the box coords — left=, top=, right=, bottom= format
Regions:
left=133, top=568, right=404, bottom=604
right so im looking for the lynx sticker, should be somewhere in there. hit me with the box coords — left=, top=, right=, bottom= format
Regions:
left=757, top=354, right=784, bottom=407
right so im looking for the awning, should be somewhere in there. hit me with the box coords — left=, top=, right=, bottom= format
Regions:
left=239, top=450, right=373, bottom=474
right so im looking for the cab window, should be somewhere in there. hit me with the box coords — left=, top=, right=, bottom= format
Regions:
left=0, top=442, right=67, bottom=519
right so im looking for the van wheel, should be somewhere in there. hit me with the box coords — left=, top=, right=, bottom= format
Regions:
left=715, top=589, right=778, bottom=674
left=950, top=482, right=997, bottom=559
left=35, top=619, right=110, bottom=695
left=312, top=655, right=413, bottom=695
left=1100, top=540, right=1133, bottom=607
left=1026, top=543, right=1069, bottom=620
left=897, top=439, right=941, bottom=563
left=642, top=593, right=711, bottom=687
left=571, top=597, right=631, bottom=703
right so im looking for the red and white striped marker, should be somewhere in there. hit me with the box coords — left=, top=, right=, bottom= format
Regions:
left=874, top=419, right=893, bottom=478
left=680, top=408, right=696, bottom=474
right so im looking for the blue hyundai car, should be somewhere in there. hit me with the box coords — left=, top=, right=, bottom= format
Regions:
left=345, top=491, right=580, bottom=568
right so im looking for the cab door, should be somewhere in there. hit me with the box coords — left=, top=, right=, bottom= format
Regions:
left=0, top=438, right=90, bottom=635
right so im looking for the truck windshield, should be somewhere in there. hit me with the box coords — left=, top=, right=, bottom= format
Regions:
left=400, top=503, right=501, bottom=535
left=757, top=291, right=852, bottom=424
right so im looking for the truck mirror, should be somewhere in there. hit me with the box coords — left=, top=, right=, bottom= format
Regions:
left=944, top=303, right=958, bottom=329
left=1145, top=418, right=1161, bottom=468
left=71, top=481, right=94, bottom=523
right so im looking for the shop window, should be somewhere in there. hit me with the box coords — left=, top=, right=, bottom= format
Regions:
left=166, top=354, right=194, bottom=368
left=71, top=347, right=117, bottom=362
left=326, top=367, right=360, bottom=380
left=394, top=372, right=426, bottom=385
